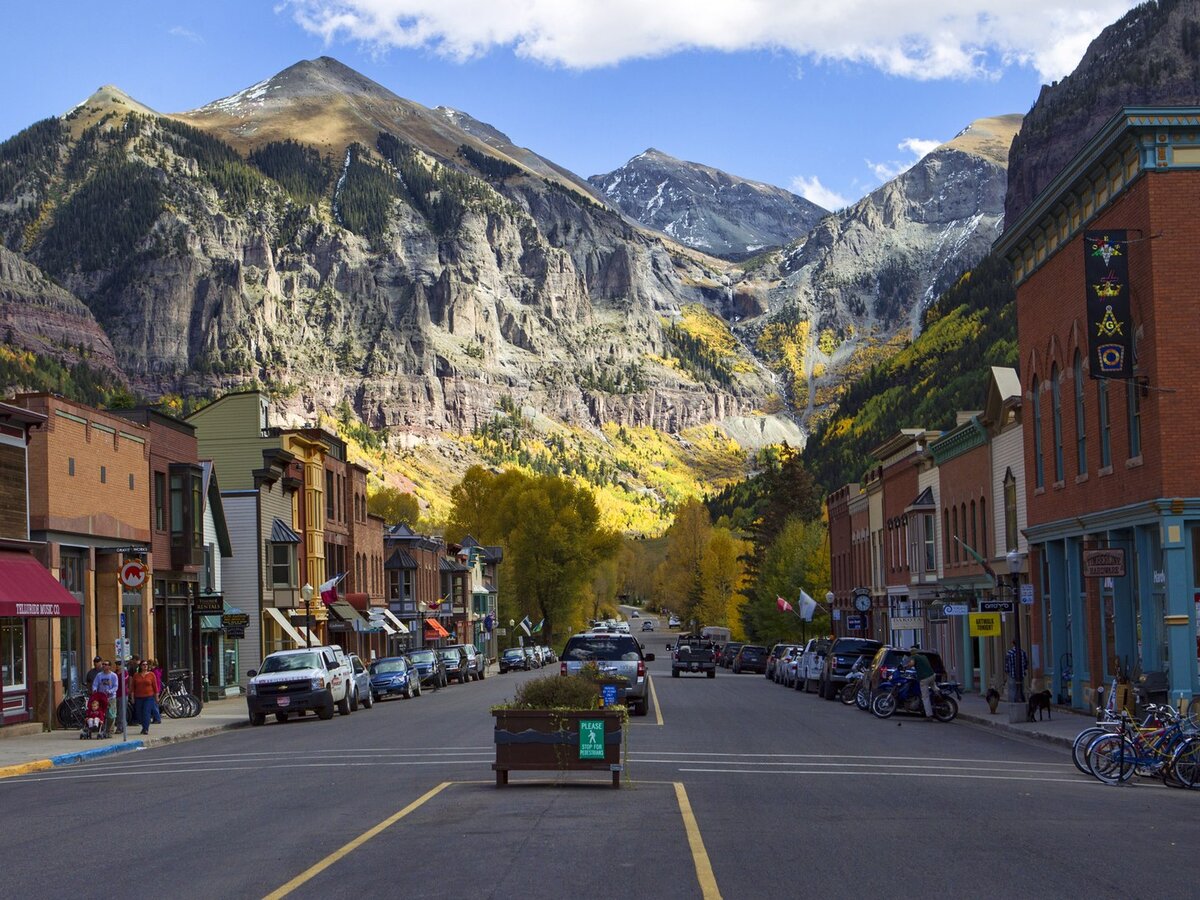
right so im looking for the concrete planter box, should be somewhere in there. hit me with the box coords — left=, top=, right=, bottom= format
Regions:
left=492, top=708, right=624, bottom=788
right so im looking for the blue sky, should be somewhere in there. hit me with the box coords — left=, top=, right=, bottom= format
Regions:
left=2, top=1, right=1137, bottom=210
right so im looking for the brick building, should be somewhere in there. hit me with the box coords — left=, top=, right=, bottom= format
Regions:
left=998, top=107, right=1200, bottom=708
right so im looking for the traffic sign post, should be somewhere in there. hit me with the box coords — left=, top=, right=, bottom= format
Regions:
left=116, top=559, right=146, bottom=742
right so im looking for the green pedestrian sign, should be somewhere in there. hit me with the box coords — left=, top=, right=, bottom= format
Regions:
left=579, top=719, right=605, bottom=759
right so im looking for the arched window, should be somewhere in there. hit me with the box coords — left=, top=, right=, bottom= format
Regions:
left=980, top=496, right=988, bottom=556
left=970, top=499, right=977, bottom=553
left=1074, top=351, right=1087, bottom=476
left=1032, top=377, right=1044, bottom=488
left=1051, top=364, right=1064, bottom=482
left=944, top=508, right=951, bottom=565
left=1127, top=328, right=1141, bottom=458
left=951, top=507, right=959, bottom=562
left=1004, top=469, right=1018, bottom=552
left=1098, top=377, right=1112, bottom=468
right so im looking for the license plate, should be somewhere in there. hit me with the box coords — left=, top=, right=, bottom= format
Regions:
left=276, top=696, right=291, bottom=707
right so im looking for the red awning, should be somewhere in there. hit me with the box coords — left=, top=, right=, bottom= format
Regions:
left=0, top=551, right=83, bottom=618
left=345, top=592, right=370, bottom=611
left=424, top=617, right=450, bottom=638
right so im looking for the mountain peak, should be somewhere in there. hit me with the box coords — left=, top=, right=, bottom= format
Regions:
left=63, top=84, right=159, bottom=135
left=939, top=114, right=1023, bottom=168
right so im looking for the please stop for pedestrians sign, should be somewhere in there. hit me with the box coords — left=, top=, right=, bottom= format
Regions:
left=579, top=719, right=605, bottom=759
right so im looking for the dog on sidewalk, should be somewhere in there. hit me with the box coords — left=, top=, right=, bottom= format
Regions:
left=1026, top=689, right=1052, bottom=722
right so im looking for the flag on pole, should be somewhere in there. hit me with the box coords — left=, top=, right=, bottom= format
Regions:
left=776, top=597, right=793, bottom=613
left=954, top=537, right=997, bottom=587
left=318, top=573, right=345, bottom=605
left=519, top=615, right=532, bottom=636
left=798, top=590, right=818, bottom=622
left=532, top=618, right=544, bottom=634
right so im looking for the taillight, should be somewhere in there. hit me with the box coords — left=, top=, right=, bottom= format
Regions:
left=637, top=660, right=645, bottom=678
left=560, top=662, right=567, bottom=676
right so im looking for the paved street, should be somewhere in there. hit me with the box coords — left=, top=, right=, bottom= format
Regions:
left=3, top=652, right=1199, bottom=899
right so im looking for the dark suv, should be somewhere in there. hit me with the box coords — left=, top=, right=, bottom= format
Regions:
left=865, top=647, right=947, bottom=701
left=719, top=643, right=744, bottom=669
left=819, top=637, right=883, bottom=700
left=446, top=643, right=486, bottom=681
left=732, top=645, right=768, bottom=674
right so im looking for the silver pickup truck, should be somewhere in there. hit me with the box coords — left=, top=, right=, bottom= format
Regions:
left=560, top=632, right=654, bottom=716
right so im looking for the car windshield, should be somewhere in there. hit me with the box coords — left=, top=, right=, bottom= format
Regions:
left=439, top=649, right=460, bottom=660
left=562, top=636, right=641, bottom=662
left=409, top=650, right=435, bottom=664
left=502, top=649, right=524, bottom=658
left=259, top=653, right=322, bottom=673
left=370, top=660, right=407, bottom=675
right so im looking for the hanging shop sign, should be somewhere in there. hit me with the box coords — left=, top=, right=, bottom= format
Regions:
left=1083, top=230, right=1133, bottom=379
left=969, top=613, right=1001, bottom=637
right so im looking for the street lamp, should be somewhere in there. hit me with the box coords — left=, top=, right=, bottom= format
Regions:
left=509, top=619, right=515, bottom=649
left=1006, top=550, right=1024, bottom=691
left=825, top=591, right=835, bottom=640
left=301, top=583, right=314, bottom=649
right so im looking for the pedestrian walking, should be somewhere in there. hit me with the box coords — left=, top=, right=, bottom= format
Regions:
left=1005, top=640, right=1029, bottom=703
left=92, top=661, right=118, bottom=738
left=131, top=661, right=158, bottom=735
left=149, top=659, right=163, bottom=724
left=83, top=656, right=103, bottom=693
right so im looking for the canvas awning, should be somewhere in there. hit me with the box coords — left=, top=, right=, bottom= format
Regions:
left=327, top=599, right=368, bottom=626
left=424, top=617, right=450, bottom=638
left=264, top=607, right=312, bottom=649
left=382, top=609, right=409, bottom=634
left=0, top=551, right=82, bottom=618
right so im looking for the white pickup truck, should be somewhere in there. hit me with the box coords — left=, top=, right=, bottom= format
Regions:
left=246, top=645, right=355, bottom=725
left=796, top=638, right=831, bottom=694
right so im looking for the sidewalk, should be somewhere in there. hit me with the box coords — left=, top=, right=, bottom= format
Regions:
left=0, top=697, right=248, bottom=778
left=955, top=691, right=1093, bottom=749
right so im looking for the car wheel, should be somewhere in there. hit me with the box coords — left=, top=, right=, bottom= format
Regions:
left=350, top=689, right=359, bottom=712
left=336, top=691, right=351, bottom=716
left=414, top=681, right=421, bottom=697
left=672, top=668, right=680, bottom=678
left=274, top=712, right=289, bottom=723
left=317, top=699, right=335, bottom=720
left=372, top=692, right=381, bottom=704
left=634, top=700, right=648, bottom=717
left=362, top=691, right=373, bottom=709
left=249, top=712, right=265, bottom=726
left=706, top=669, right=716, bottom=679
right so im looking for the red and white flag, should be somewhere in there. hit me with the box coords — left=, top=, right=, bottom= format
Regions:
left=319, top=573, right=345, bottom=605
left=776, top=597, right=793, bottom=613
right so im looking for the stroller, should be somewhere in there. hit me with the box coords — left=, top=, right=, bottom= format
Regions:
left=80, top=691, right=110, bottom=740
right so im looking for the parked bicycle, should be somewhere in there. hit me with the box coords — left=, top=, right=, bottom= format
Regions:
left=158, top=677, right=203, bottom=719
left=1084, top=705, right=1200, bottom=787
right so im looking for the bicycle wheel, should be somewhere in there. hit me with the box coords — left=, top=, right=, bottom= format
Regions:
left=1072, top=727, right=1108, bottom=776
left=1170, top=737, right=1200, bottom=789
left=1087, top=735, right=1136, bottom=785
left=162, top=694, right=184, bottom=719
left=184, top=694, right=201, bottom=717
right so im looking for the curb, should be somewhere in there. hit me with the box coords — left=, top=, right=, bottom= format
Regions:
left=140, top=720, right=248, bottom=749
left=50, top=740, right=144, bottom=767
left=0, top=759, right=55, bottom=780
left=956, top=710, right=1074, bottom=749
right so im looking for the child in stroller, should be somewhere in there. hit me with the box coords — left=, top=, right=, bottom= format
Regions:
left=81, top=691, right=109, bottom=739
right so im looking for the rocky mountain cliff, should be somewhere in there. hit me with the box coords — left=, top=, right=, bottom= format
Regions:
left=0, top=58, right=780, bottom=444
left=1006, top=0, right=1200, bottom=225
left=738, top=114, right=1022, bottom=423
left=589, top=148, right=827, bottom=260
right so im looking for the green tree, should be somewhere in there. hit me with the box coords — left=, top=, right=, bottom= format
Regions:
left=367, top=485, right=420, bottom=527
left=742, top=516, right=830, bottom=643
left=700, top=526, right=752, bottom=640
left=656, top=499, right=712, bottom=629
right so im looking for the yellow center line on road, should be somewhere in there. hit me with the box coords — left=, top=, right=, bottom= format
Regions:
left=649, top=674, right=664, bottom=726
left=674, top=782, right=721, bottom=900
left=263, top=781, right=451, bottom=900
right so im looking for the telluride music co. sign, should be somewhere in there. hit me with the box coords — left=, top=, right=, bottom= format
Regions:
left=1083, top=548, right=1126, bottom=578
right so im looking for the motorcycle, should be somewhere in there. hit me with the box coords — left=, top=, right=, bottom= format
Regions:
left=839, top=657, right=868, bottom=705
left=871, top=667, right=959, bottom=722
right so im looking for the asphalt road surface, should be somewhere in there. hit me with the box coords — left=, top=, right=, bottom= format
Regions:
left=4, top=649, right=1199, bottom=899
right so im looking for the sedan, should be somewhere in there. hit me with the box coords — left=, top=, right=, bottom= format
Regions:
left=368, top=656, right=421, bottom=701
left=499, top=647, right=529, bottom=673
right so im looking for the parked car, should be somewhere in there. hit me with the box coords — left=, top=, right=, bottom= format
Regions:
left=499, top=647, right=529, bottom=673
left=719, top=642, right=744, bottom=669
left=524, top=647, right=542, bottom=668
left=818, top=637, right=883, bottom=700
left=347, top=654, right=375, bottom=710
left=407, top=648, right=448, bottom=688
left=439, top=646, right=472, bottom=683
left=446, top=643, right=486, bottom=681
left=766, top=643, right=795, bottom=681
left=539, top=646, right=557, bottom=664
left=368, top=656, right=421, bottom=701
left=732, top=645, right=768, bottom=674
left=245, top=646, right=354, bottom=725
left=796, top=638, right=831, bottom=693
left=560, top=631, right=655, bottom=716
left=778, top=646, right=804, bottom=687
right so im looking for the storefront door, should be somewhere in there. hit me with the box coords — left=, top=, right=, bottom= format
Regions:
left=1, top=618, right=27, bottom=722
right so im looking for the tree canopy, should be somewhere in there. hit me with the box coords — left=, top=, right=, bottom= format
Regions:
left=367, top=485, right=420, bottom=527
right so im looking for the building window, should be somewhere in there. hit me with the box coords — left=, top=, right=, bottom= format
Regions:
left=923, top=513, right=936, bottom=572
left=1003, top=470, right=1017, bottom=552
left=1051, top=364, right=1064, bottom=482
left=1032, top=377, right=1044, bottom=488
left=943, top=509, right=951, bottom=565
left=951, top=507, right=959, bottom=562
left=202, top=544, right=215, bottom=594
left=128, top=473, right=134, bottom=490
left=154, top=472, right=166, bottom=531
left=60, top=552, right=86, bottom=594
left=1098, top=378, right=1112, bottom=468
left=970, top=500, right=977, bottom=553
left=100, top=465, right=106, bottom=484
left=270, top=543, right=296, bottom=588
left=1127, top=330, right=1141, bottom=458
left=980, top=496, right=987, bottom=556
left=1074, top=351, right=1087, bottom=475
left=325, top=471, right=335, bottom=520
left=68, top=457, right=75, bottom=477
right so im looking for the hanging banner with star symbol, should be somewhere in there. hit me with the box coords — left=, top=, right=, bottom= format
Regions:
left=1084, top=231, right=1132, bottom=379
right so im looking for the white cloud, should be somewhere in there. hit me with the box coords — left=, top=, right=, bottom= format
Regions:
left=866, top=136, right=944, bottom=183
left=790, top=176, right=847, bottom=211
left=283, top=1, right=1136, bottom=82
left=169, top=26, right=204, bottom=44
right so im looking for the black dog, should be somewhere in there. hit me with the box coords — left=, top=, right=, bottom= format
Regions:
left=1026, top=690, right=1052, bottom=722
left=985, top=687, right=1000, bottom=713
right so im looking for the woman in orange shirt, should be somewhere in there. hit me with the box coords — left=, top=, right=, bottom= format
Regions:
left=131, top=661, right=159, bottom=735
